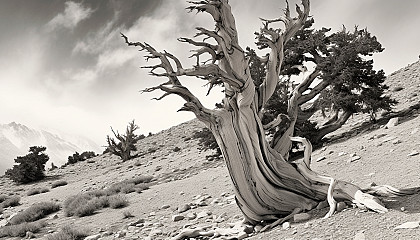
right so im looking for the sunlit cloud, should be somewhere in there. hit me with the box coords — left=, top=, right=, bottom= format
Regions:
left=46, top=1, right=93, bottom=31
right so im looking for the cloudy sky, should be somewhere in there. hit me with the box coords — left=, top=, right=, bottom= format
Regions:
left=1, top=0, right=419, bottom=145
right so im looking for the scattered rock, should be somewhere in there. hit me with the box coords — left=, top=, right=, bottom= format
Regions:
left=392, top=139, right=402, bottom=144
left=338, top=152, right=347, bottom=157
left=172, top=215, right=185, bottom=222
left=293, top=213, right=311, bottom=223
left=282, top=222, right=291, bottom=230
left=385, top=117, right=399, bottom=129
left=25, top=231, right=35, bottom=239
left=254, top=225, right=263, bottom=232
left=161, top=204, right=170, bottom=209
left=316, top=156, right=326, bottom=162
left=394, top=221, right=420, bottom=229
left=237, top=231, right=248, bottom=240
left=336, top=202, right=347, bottom=212
left=392, top=86, right=404, bottom=92
left=186, top=212, right=197, bottom=220
left=177, top=204, right=191, bottom=213
left=348, top=156, right=361, bottom=163
left=316, top=200, right=329, bottom=210
left=407, top=151, right=419, bottom=157
left=84, top=234, right=101, bottom=240
left=354, top=231, right=366, bottom=240
left=129, top=218, right=145, bottom=226
left=196, top=210, right=212, bottom=219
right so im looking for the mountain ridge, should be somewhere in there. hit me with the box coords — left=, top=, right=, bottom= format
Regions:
left=0, top=122, right=101, bottom=175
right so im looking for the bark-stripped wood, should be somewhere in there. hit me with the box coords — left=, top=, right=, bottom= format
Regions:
left=123, top=0, right=419, bottom=235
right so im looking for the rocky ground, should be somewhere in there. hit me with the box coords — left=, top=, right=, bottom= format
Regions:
left=0, top=60, right=419, bottom=240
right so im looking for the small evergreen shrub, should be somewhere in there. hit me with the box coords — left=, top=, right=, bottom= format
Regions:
left=51, top=180, right=68, bottom=188
left=5, top=146, right=49, bottom=184
left=67, top=151, right=97, bottom=165
left=9, top=202, right=60, bottom=225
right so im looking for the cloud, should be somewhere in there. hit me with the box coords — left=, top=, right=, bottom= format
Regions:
left=46, top=1, right=93, bottom=31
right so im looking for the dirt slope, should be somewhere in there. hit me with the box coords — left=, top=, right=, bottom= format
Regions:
left=1, top=60, right=420, bottom=240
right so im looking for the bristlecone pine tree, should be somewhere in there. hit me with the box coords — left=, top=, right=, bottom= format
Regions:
left=106, top=120, right=142, bottom=161
left=259, top=19, right=396, bottom=144
left=122, top=0, right=419, bottom=235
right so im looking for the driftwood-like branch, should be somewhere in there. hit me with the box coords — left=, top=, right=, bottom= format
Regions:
left=257, top=0, right=310, bottom=111
left=121, top=33, right=215, bottom=122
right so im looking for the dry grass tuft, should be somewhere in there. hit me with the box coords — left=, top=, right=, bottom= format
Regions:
left=0, top=220, right=46, bottom=238
left=0, top=195, right=20, bottom=208
left=9, top=201, right=60, bottom=225
left=27, top=187, right=50, bottom=196
left=45, top=225, right=90, bottom=240
left=51, top=180, right=68, bottom=188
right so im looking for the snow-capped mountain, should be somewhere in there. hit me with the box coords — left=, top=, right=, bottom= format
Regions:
left=0, top=122, right=102, bottom=175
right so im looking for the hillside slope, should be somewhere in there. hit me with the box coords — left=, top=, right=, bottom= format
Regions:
left=0, top=60, right=419, bottom=240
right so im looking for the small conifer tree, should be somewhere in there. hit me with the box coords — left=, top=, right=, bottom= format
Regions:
left=6, top=146, right=49, bottom=184
left=106, top=120, right=143, bottom=161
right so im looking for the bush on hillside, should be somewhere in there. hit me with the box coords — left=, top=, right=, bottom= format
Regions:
left=45, top=225, right=90, bottom=240
left=51, top=180, right=68, bottom=188
left=26, top=187, right=49, bottom=196
left=9, top=202, right=60, bottom=225
left=0, top=220, right=46, bottom=238
left=5, top=146, right=49, bottom=184
left=0, top=195, right=20, bottom=208
left=67, top=151, right=97, bottom=165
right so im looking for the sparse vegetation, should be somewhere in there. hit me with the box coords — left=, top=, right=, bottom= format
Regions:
left=51, top=180, right=68, bottom=188
left=0, top=220, right=46, bottom=238
left=193, top=128, right=222, bottom=160
left=122, top=210, right=134, bottom=219
left=108, top=195, right=128, bottom=209
left=9, top=201, right=60, bottom=225
left=27, top=187, right=49, bottom=196
left=45, top=225, right=90, bottom=240
left=5, top=146, right=49, bottom=184
left=67, top=151, right=97, bottom=165
left=0, top=195, right=20, bottom=208
left=106, top=120, right=144, bottom=161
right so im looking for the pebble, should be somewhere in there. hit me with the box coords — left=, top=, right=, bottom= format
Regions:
left=282, top=222, right=291, bottom=230
left=354, top=231, right=366, bottom=240
left=316, top=201, right=329, bottom=210
left=385, top=117, right=399, bottom=128
left=84, top=234, right=101, bottom=240
left=177, top=204, right=191, bottom=213
left=186, top=212, right=197, bottom=220
left=336, top=202, right=347, bottom=212
left=408, top=151, right=419, bottom=157
left=197, top=210, right=212, bottom=219
left=293, top=213, right=311, bottom=223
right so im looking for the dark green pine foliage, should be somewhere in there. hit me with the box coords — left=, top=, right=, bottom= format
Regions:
left=6, top=146, right=49, bottom=184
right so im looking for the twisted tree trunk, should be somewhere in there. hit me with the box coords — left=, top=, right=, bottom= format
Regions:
left=122, top=0, right=413, bottom=233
